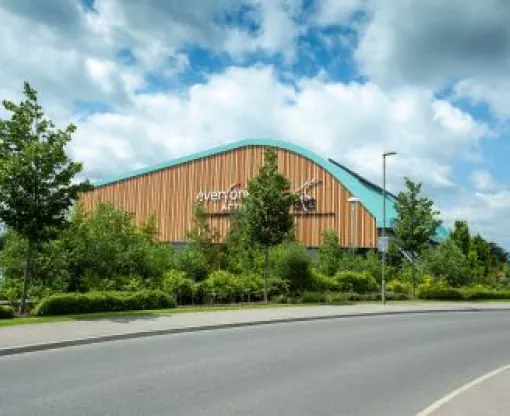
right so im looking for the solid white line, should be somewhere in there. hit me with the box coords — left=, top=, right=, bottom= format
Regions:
left=416, top=363, right=510, bottom=415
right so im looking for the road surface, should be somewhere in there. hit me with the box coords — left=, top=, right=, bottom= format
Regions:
left=2, top=312, right=510, bottom=415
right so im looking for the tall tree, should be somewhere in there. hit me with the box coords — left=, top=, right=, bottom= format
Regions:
left=393, top=177, right=441, bottom=296
left=0, top=82, right=90, bottom=313
left=450, top=220, right=471, bottom=256
left=241, top=148, right=298, bottom=302
left=393, top=177, right=442, bottom=256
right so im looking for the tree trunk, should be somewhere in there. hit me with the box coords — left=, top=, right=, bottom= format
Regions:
left=20, top=240, right=33, bottom=315
left=263, top=246, right=269, bottom=304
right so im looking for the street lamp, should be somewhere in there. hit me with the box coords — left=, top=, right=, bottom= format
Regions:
left=347, top=197, right=359, bottom=255
left=381, top=151, right=397, bottom=305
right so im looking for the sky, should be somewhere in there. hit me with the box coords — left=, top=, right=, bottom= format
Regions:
left=1, top=0, right=509, bottom=248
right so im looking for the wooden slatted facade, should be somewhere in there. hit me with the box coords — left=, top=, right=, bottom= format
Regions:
left=81, top=145, right=378, bottom=248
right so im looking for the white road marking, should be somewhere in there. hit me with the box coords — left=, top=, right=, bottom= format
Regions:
left=416, top=363, right=510, bottom=415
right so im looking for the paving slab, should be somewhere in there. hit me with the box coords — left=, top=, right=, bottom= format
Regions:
left=1, top=302, right=510, bottom=356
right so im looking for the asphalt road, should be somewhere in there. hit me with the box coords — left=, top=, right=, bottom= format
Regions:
left=2, top=312, right=510, bottom=416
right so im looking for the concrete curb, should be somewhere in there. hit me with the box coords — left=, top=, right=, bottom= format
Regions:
left=2, top=307, right=510, bottom=357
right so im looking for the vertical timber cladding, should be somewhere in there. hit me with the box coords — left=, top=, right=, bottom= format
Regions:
left=81, top=145, right=377, bottom=248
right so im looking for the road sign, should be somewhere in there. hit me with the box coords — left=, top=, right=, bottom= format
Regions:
left=378, top=236, right=389, bottom=253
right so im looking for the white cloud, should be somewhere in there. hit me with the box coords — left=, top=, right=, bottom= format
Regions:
left=70, top=66, right=488, bottom=203
left=470, top=170, right=502, bottom=192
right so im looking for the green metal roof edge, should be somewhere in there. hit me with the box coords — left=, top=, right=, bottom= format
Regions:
left=90, top=137, right=447, bottom=241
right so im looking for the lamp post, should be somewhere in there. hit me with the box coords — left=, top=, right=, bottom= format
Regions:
left=382, top=151, right=397, bottom=305
left=347, top=197, right=359, bottom=256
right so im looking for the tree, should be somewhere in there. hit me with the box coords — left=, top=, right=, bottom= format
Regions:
left=241, top=148, right=298, bottom=302
left=393, top=177, right=442, bottom=257
left=317, top=230, right=343, bottom=277
left=393, top=177, right=441, bottom=297
left=0, top=82, right=90, bottom=313
left=422, top=239, right=471, bottom=287
left=450, top=220, right=471, bottom=256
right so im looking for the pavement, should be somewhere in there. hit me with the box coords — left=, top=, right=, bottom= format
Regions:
left=2, top=302, right=510, bottom=356
left=2, top=310, right=510, bottom=415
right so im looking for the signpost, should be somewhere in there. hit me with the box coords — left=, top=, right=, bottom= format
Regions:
left=378, top=236, right=389, bottom=253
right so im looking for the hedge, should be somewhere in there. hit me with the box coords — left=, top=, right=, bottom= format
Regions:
left=296, top=291, right=408, bottom=304
left=0, top=305, right=15, bottom=319
left=417, top=286, right=510, bottom=301
left=33, top=290, right=176, bottom=316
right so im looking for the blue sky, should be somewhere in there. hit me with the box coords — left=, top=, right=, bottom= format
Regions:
left=1, top=0, right=509, bottom=248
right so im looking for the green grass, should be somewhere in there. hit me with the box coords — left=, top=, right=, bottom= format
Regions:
left=0, top=303, right=314, bottom=327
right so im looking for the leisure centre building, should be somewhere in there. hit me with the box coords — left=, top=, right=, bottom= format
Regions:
left=81, top=139, right=448, bottom=248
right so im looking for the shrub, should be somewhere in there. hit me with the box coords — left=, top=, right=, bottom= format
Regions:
left=310, top=269, right=339, bottom=291
left=317, top=230, right=343, bottom=276
left=0, top=305, right=15, bottom=319
left=416, top=282, right=464, bottom=300
left=238, top=274, right=264, bottom=301
left=201, top=270, right=241, bottom=303
left=163, top=270, right=195, bottom=304
left=386, top=279, right=412, bottom=295
left=299, top=291, right=328, bottom=303
left=33, top=290, right=176, bottom=316
left=334, top=271, right=379, bottom=293
left=421, top=239, right=471, bottom=287
left=267, top=276, right=290, bottom=297
left=271, top=242, right=312, bottom=292
left=461, top=287, right=510, bottom=300
left=326, top=292, right=350, bottom=305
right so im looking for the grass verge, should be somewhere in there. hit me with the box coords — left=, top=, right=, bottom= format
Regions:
left=0, top=303, right=314, bottom=328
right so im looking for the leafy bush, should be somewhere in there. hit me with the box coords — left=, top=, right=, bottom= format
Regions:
left=461, top=287, right=510, bottom=300
left=175, top=247, right=210, bottom=282
left=0, top=305, right=15, bottom=319
left=33, top=290, right=176, bottom=316
left=238, top=274, right=264, bottom=301
left=271, top=242, right=312, bottom=291
left=317, top=230, right=344, bottom=276
left=386, top=279, right=412, bottom=295
left=163, top=270, right=196, bottom=304
left=421, top=239, right=471, bottom=287
left=416, top=276, right=464, bottom=300
left=201, top=270, right=241, bottom=303
left=310, top=270, right=339, bottom=291
left=299, top=291, right=329, bottom=303
left=334, top=271, right=379, bottom=293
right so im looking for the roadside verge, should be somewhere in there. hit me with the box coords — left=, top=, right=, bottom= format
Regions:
left=2, top=303, right=510, bottom=357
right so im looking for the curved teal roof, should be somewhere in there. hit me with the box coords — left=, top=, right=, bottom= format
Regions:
left=92, top=138, right=446, bottom=240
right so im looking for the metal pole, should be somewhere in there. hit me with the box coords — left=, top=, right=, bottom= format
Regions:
left=382, top=155, right=386, bottom=305
left=351, top=202, right=355, bottom=256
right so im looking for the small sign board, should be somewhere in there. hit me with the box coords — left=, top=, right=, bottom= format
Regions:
left=378, top=236, right=390, bottom=253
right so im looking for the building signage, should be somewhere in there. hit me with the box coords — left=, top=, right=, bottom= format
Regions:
left=196, top=182, right=248, bottom=212
left=197, top=178, right=323, bottom=214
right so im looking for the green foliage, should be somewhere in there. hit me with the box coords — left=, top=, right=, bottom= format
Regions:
left=317, top=230, right=344, bottom=276
left=201, top=270, right=241, bottom=303
left=0, top=304, right=14, bottom=319
left=271, top=242, right=312, bottom=292
left=0, top=305, right=15, bottom=319
left=222, top=210, right=264, bottom=275
left=33, top=290, right=176, bottom=316
left=310, top=269, right=339, bottom=291
left=336, top=251, right=381, bottom=281
left=393, top=177, right=441, bottom=256
left=386, top=279, right=412, bottom=295
left=417, top=277, right=510, bottom=300
left=421, top=239, right=471, bottom=287
left=163, top=270, right=195, bottom=304
left=0, top=83, right=91, bottom=312
left=0, top=276, right=23, bottom=308
left=334, top=271, right=379, bottom=293
left=450, top=220, right=471, bottom=256
left=242, top=148, right=298, bottom=248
